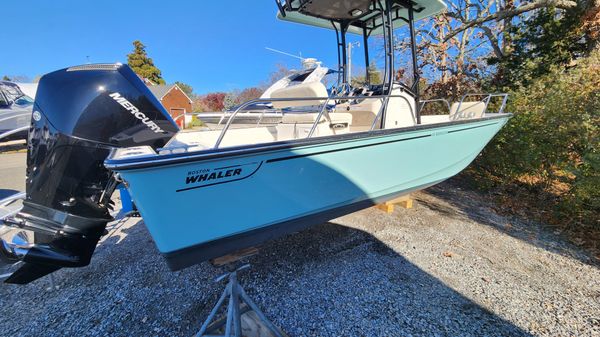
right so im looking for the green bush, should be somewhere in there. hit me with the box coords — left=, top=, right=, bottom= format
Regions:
left=473, top=49, right=600, bottom=228
left=187, top=115, right=206, bottom=128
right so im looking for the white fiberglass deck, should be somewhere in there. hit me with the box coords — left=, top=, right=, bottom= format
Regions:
left=112, top=89, right=507, bottom=160
left=158, top=91, right=506, bottom=154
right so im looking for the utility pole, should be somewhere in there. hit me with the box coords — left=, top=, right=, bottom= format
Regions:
left=346, top=42, right=360, bottom=85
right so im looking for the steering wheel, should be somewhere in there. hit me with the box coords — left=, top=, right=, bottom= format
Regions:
left=329, top=85, right=338, bottom=97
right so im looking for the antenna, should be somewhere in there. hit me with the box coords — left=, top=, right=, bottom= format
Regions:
left=265, top=47, right=306, bottom=61
left=265, top=47, right=324, bottom=70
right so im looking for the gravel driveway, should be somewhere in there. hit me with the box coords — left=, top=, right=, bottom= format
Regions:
left=0, top=163, right=598, bottom=336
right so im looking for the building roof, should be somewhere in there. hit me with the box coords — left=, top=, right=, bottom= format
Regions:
left=147, top=85, right=173, bottom=100
left=147, top=84, right=193, bottom=103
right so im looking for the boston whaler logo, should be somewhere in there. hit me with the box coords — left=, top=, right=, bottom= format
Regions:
left=177, top=162, right=263, bottom=192
left=186, top=167, right=242, bottom=184
left=109, top=92, right=165, bottom=133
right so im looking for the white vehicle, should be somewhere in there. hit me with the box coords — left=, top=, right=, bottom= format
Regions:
left=0, top=81, right=33, bottom=140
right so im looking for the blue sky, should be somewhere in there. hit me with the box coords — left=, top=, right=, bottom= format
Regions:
left=1, top=0, right=366, bottom=94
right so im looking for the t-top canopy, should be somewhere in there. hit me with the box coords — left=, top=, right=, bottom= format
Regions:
left=276, top=0, right=446, bottom=35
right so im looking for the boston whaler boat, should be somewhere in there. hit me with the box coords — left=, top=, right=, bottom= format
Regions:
left=0, top=0, right=510, bottom=284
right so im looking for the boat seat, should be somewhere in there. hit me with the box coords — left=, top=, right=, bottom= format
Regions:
left=281, top=113, right=326, bottom=124
left=450, top=101, right=487, bottom=120
left=276, top=112, right=352, bottom=140
left=270, top=82, right=328, bottom=109
left=345, top=99, right=383, bottom=127
left=329, top=112, right=353, bottom=129
left=281, top=112, right=352, bottom=126
left=160, top=127, right=276, bottom=153
left=340, top=84, right=417, bottom=130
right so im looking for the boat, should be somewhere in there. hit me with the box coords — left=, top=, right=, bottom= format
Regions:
left=193, top=105, right=281, bottom=126
left=0, top=81, right=33, bottom=140
left=194, top=58, right=333, bottom=127
left=0, top=0, right=511, bottom=284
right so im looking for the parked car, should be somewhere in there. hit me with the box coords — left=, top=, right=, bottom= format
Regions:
left=0, top=81, right=33, bottom=140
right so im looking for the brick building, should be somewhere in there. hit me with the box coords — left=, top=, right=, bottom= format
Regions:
left=147, top=84, right=193, bottom=127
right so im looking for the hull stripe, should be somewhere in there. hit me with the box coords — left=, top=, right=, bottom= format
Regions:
left=266, top=134, right=431, bottom=163
left=447, top=122, right=498, bottom=133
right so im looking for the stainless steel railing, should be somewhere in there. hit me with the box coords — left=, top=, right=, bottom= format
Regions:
left=212, top=94, right=417, bottom=149
left=172, top=109, right=281, bottom=131
left=418, top=93, right=508, bottom=116
left=418, top=98, right=452, bottom=114
left=454, top=93, right=509, bottom=115
left=0, top=192, right=26, bottom=224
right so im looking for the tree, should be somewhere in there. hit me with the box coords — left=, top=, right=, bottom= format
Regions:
left=11, top=75, right=32, bottom=83
left=389, top=0, right=582, bottom=98
left=264, top=64, right=292, bottom=87
left=236, top=87, right=263, bottom=103
left=351, top=61, right=382, bottom=86
left=2, top=75, right=31, bottom=82
left=442, top=0, right=578, bottom=45
left=127, top=40, right=165, bottom=85
left=223, top=91, right=238, bottom=110
left=490, top=6, right=591, bottom=89
left=197, top=92, right=227, bottom=111
left=192, top=98, right=208, bottom=112
left=581, top=0, right=600, bottom=50
left=174, top=81, right=194, bottom=97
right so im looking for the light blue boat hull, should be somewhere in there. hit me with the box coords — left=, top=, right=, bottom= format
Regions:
left=109, top=116, right=509, bottom=268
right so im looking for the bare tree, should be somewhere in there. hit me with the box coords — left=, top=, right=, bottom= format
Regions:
left=444, top=0, right=578, bottom=44
left=392, top=0, right=580, bottom=98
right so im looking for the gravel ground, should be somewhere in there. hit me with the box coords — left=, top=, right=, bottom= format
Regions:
left=1, top=179, right=599, bottom=336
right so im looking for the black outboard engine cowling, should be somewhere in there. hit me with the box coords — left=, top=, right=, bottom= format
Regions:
left=3, top=63, right=178, bottom=284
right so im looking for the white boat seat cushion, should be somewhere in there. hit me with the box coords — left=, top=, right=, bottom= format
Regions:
left=270, top=82, right=328, bottom=109
left=329, top=112, right=352, bottom=126
left=450, top=101, right=486, bottom=120
left=346, top=99, right=383, bottom=127
left=276, top=112, right=353, bottom=140
left=281, top=113, right=326, bottom=124
left=281, top=112, right=352, bottom=126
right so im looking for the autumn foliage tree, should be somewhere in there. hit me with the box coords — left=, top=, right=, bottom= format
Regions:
left=193, top=64, right=292, bottom=112
left=236, top=87, right=263, bottom=103
left=193, top=92, right=226, bottom=112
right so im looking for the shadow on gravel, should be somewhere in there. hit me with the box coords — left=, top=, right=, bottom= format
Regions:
left=0, top=217, right=536, bottom=337
left=421, top=180, right=598, bottom=268
left=242, top=222, right=536, bottom=337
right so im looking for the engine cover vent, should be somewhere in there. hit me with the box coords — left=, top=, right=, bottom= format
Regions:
left=67, top=63, right=121, bottom=72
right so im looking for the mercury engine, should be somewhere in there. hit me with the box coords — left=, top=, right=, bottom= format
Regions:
left=0, top=64, right=178, bottom=284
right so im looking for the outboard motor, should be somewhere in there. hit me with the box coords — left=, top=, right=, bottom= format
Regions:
left=0, top=64, right=178, bottom=284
